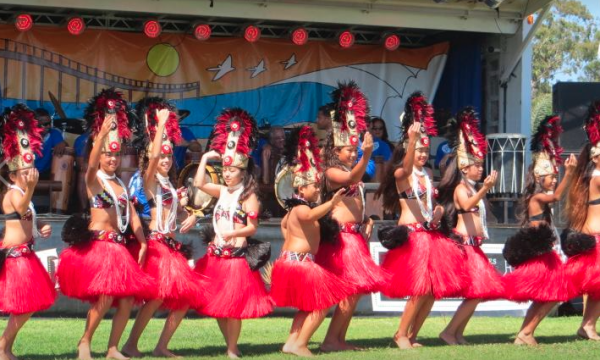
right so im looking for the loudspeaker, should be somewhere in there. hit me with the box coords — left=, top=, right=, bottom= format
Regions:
left=553, top=82, right=600, bottom=152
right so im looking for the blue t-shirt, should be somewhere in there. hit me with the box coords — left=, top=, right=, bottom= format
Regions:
left=357, top=139, right=376, bottom=180
left=435, top=141, right=452, bottom=168
left=251, top=138, right=269, bottom=168
left=174, top=127, right=198, bottom=171
left=128, top=170, right=151, bottom=218
left=371, top=137, right=392, bottom=161
left=35, top=129, right=64, bottom=173
left=74, top=132, right=90, bottom=158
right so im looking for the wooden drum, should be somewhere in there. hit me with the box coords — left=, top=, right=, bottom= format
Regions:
left=50, top=147, right=75, bottom=213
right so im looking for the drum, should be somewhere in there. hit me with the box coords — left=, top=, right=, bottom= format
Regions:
left=486, top=134, right=527, bottom=197
left=184, top=151, right=202, bottom=166
left=50, top=147, right=75, bottom=213
left=118, top=147, right=139, bottom=188
left=274, top=166, right=294, bottom=209
left=177, top=163, right=223, bottom=217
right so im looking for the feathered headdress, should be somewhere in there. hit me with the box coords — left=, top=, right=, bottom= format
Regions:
left=134, top=97, right=182, bottom=156
left=585, top=100, right=600, bottom=159
left=531, top=115, right=563, bottom=177
left=400, top=91, right=437, bottom=149
left=330, top=81, right=369, bottom=147
left=449, top=107, right=486, bottom=169
left=0, top=104, right=43, bottom=171
left=84, top=88, right=132, bottom=152
left=209, top=108, right=257, bottom=168
left=283, top=126, right=322, bottom=188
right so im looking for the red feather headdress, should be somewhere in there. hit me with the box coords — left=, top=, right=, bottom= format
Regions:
left=585, top=100, right=600, bottom=159
left=135, top=97, right=182, bottom=155
left=209, top=108, right=257, bottom=168
left=292, top=126, right=322, bottom=187
left=400, top=91, right=437, bottom=149
left=331, top=81, right=369, bottom=147
left=455, top=107, right=486, bottom=169
left=531, top=115, right=563, bottom=177
left=84, top=88, right=132, bottom=152
left=0, top=104, right=43, bottom=171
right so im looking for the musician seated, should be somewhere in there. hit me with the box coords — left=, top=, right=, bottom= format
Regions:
left=174, top=126, right=203, bottom=172
left=260, top=127, right=286, bottom=185
left=34, top=108, right=68, bottom=179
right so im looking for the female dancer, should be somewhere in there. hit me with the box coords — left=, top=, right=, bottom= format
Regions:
left=437, top=107, right=502, bottom=345
left=502, top=115, right=576, bottom=345
left=57, top=89, right=154, bottom=360
left=123, top=98, right=208, bottom=358
left=0, top=104, right=56, bottom=360
left=563, top=100, right=600, bottom=340
left=270, top=126, right=351, bottom=357
left=317, top=82, right=388, bottom=352
left=375, top=92, right=465, bottom=349
left=193, top=108, right=273, bottom=359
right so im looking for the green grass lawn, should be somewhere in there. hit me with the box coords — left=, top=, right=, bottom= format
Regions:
left=3, top=316, right=600, bottom=359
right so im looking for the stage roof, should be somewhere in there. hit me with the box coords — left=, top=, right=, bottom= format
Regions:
left=0, top=0, right=553, bottom=36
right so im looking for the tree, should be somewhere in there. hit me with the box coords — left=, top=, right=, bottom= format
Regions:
left=531, top=0, right=598, bottom=96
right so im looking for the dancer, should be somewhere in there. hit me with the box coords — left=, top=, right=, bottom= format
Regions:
left=122, top=97, right=208, bottom=358
left=193, top=108, right=273, bottom=359
left=375, top=92, right=465, bottom=349
left=502, top=114, right=576, bottom=345
left=56, top=89, right=154, bottom=360
left=270, top=126, right=351, bottom=357
left=563, top=99, right=600, bottom=341
left=437, top=107, right=502, bottom=345
left=0, top=104, right=56, bottom=360
left=317, top=82, right=388, bottom=352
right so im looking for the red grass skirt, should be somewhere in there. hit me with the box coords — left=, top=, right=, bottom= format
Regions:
left=194, top=253, right=273, bottom=319
left=315, top=229, right=388, bottom=295
left=0, top=243, right=56, bottom=314
left=462, top=245, right=505, bottom=300
left=128, top=235, right=210, bottom=310
left=504, top=251, right=574, bottom=302
left=382, top=229, right=466, bottom=299
left=565, top=239, right=600, bottom=300
left=57, top=235, right=156, bottom=305
left=270, top=253, right=353, bottom=311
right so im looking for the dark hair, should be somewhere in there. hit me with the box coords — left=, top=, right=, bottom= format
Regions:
left=138, top=150, right=177, bottom=184
left=374, top=143, right=406, bottom=214
left=321, top=130, right=351, bottom=201
left=517, top=165, right=552, bottom=226
left=34, top=108, right=50, bottom=118
left=566, top=144, right=594, bottom=230
left=318, top=103, right=334, bottom=117
left=239, top=159, right=259, bottom=203
left=370, top=117, right=394, bottom=149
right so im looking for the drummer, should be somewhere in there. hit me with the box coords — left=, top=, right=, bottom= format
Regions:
left=174, top=125, right=203, bottom=172
left=33, top=108, right=68, bottom=179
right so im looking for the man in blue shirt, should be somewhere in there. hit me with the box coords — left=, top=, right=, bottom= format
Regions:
left=34, top=108, right=68, bottom=177
left=174, top=126, right=203, bottom=171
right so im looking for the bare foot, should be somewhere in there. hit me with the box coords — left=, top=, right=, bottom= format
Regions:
left=106, top=348, right=130, bottom=360
left=514, top=333, right=537, bottom=346
left=152, top=348, right=182, bottom=358
left=226, top=350, right=240, bottom=359
left=456, top=335, right=470, bottom=345
left=409, top=337, right=423, bottom=347
left=340, top=342, right=364, bottom=351
left=286, top=345, right=314, bottom=357
left=393, top=335, right=413, bottom=350
left=0, top=350, right=11, bottom=360
left=121, top=344, right=144, bottom=358
left=578, top=327, right=600, bottom=341
left=319, top=341, right=350, bottom=353
left=6, top=350, right=18, bottom=360
left=282, top=342, right=294, bottom=354
left=439, top=331, right=458, bottom=346
left=78, top=340, right=93, bottom=360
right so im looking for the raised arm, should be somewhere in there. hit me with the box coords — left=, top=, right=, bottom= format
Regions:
left=85, top=114, right=114, bottom=185
left=325, top=132, right=374, bottom=186
left=533, top=154, right=577, bottom=204
left=192, top=150, right=222, bottom=198
left=143, top=108, right=169, bottom=186
left=296, top=188, right=345, bottom=222
left=396, top=122, right=421, bottom=181
left=456, top=170, right=497, bottom=211
left=8, top=168, right=38, bottom=215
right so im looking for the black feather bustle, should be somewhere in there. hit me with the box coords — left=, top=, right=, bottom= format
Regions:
left=318, top=213, right=339, bottom=244
left=61, top=214, right=94, bottom=246
left=503, top=223, right=555, bottom=267
left=178, top=241, right=194, bottom=260
left=560, top=228, right=596, bottom=257
left=448, top=231, right=464, bottom=245
left=377, top=225, right=410, bottom=250
left=246, top=238, right=271, bottom=271
left=0, top=249, right=6, bottom=272
left=199, top=224, right=216, bottom=245
left=283, top=197, right=315, bottom=211
left=282, top=127, right=302, bottom=168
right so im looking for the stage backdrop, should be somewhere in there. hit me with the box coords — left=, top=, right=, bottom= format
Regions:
left=0, top=25, right=448, bottom=141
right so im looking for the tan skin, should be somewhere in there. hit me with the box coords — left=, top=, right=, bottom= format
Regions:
left=574, top=155, right=600, bottom=342
left=439, top=163, right=497, bottom=346
left=193, top=150, right=259, bottom=359
left=508, top=155, right=577, bottom=346
left=77, top=115, right=148, bottom=360
left=392, top=122, right=443, bottom=350
left=280, top=184, right=344, bottom=357
left=319, top=132, right=374, bottom=352
left=0, top=167, right=51, bottom=360
left=122, top=109, right=197, bottom=359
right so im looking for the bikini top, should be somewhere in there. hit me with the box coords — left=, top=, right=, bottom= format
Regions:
left=90, top=188, right=128, bottom=209
left=589, top=198, right=600, bottom=206
left=458, top=206, right=480, bottom=214
left=147, top=185, right=175, bottom=209
left=3, top=208, right=33, bottom=221
left=399, top=182, right=427, bottom=200
left=323, top=182, right=364, bottom=200
left=214, top=203, right=247, bottom=225
left=529, top=213, right=546, bottom=221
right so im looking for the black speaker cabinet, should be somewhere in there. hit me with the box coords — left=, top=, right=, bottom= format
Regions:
left=553, top=82, right=600, bottom=152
